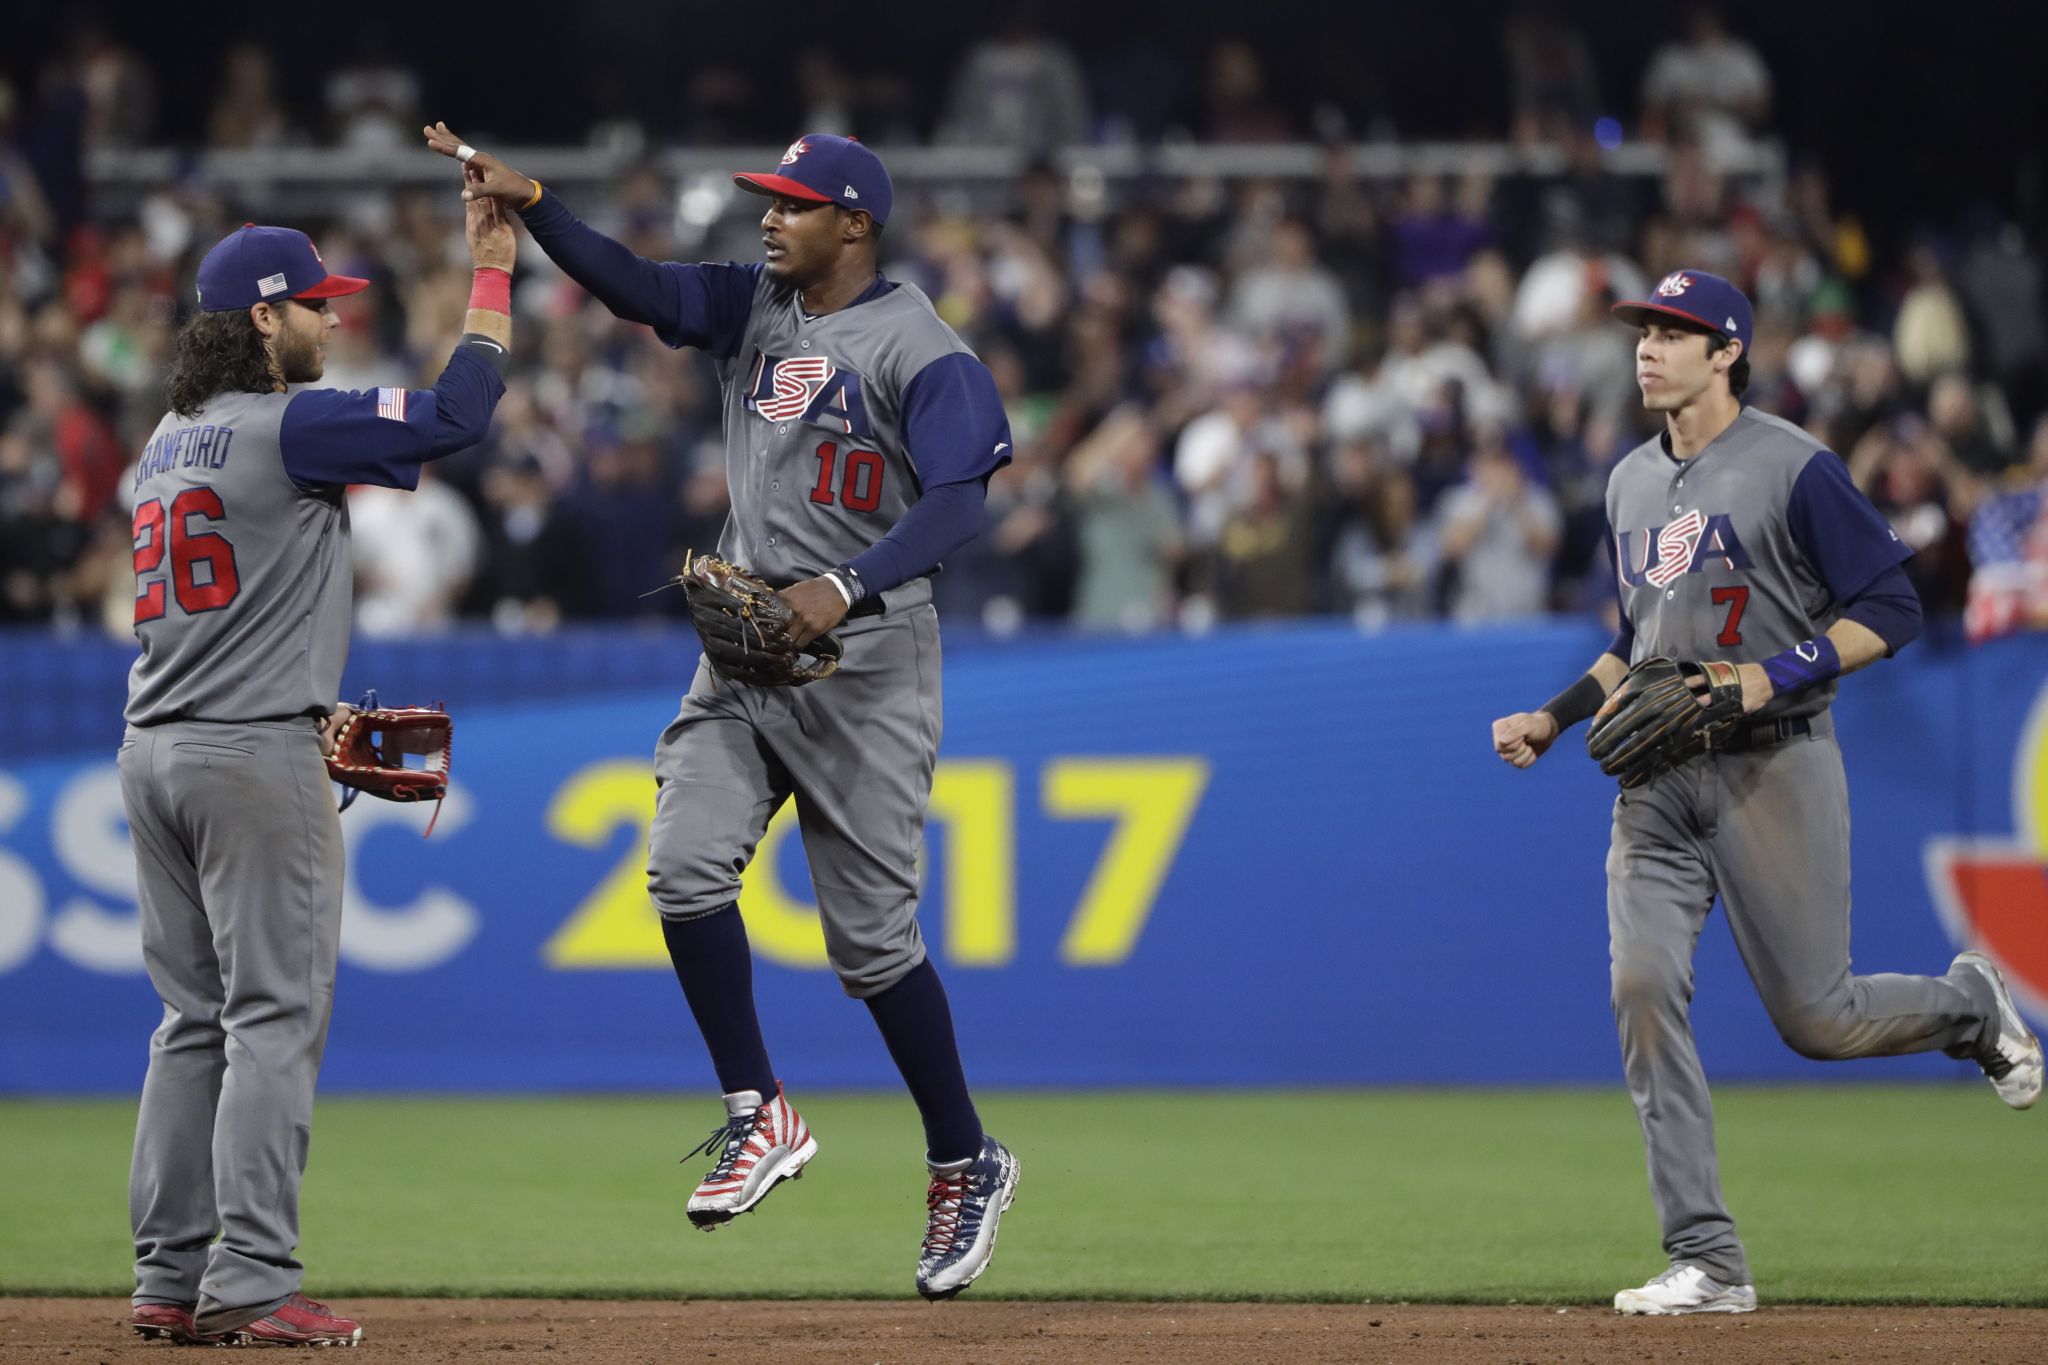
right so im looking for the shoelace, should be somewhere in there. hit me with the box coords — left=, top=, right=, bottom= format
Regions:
left=684, top=1110, right=760, bottom=1176
left=922, top=1168, right=974, bottom=1257
left=1983, top=1048, right=2014, bottom=1080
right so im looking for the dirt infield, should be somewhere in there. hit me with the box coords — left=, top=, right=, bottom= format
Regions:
left=5, top=1298, right=2047, bottom=1363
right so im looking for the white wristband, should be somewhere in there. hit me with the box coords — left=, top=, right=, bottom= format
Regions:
left=456, top=144, right=478, bottom=163
left=824, top=571, right=854, bottom=608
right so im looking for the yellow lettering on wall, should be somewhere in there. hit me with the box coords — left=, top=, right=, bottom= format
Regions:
left=540, top=760, right=664, bottom=968
left=1045, top=758, right=1208, bottom=965
left=928, top=760, right=1016, bottom=965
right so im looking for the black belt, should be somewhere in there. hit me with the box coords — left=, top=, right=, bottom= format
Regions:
left=1718, top=715, right=1812, bottom=753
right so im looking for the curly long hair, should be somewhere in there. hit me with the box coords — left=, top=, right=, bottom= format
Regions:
left=164, top=310, right=278, bottom=417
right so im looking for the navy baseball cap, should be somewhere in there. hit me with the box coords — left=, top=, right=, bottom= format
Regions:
left=195, top=224, right=369, bottom=313
left=733, top=134, right=893, bottom=226
left=1612, top=268, right=1752, bottom=346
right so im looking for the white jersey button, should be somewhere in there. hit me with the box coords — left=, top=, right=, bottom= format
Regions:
left=800, top=339, right=812, bottom=349
left=1666, top=590, right=1675, bottom=599
left=778, top=425, right=789, bottom=435
left=768, top=536, right=779, bottom=546
left=770, top=480, right=780, bottom=490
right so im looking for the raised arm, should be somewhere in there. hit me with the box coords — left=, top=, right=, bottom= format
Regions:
left=279, top=190, right=515, bottom=491
left=423, top=121, right=756, bottom=354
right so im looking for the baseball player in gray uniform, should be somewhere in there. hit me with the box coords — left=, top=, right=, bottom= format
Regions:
left=121, top=199, right=515, bottom=1346
left=431, top=123, right=1020, bottom=1299
left=1490, top=270, right=2043, bottom=1315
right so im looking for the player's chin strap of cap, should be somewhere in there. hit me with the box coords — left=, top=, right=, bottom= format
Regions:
left=334, top=688, right=378, bottom=815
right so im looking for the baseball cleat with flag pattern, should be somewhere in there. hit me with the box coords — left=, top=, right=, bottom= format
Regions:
left=915, top=1135, right=1020, bottom=1301
left=684, top=1082, right=817, bottom=1229
left=1613, top=1264, right=1757, bottom=1315
left=1953, top=951, right=2045, bottom=1109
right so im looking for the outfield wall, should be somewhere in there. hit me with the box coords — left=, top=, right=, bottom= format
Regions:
left=2, top=622, right=2043, bottom=1093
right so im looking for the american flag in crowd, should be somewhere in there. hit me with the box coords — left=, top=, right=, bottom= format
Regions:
left=374, top=387, right=408, bottom=423
left=1965, top=485, right=2048, bottom=643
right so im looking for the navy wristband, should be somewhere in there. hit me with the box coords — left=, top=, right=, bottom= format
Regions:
left=1540, top=672, right=1609, bottom=732
left=1760, top=636, right=1841, bottom=697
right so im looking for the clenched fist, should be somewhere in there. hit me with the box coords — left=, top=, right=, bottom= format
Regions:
left=1491, top=710, right=1559, bottom=769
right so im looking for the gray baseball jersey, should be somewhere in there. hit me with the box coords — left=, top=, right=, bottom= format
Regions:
left=126, top=350, right=506, bottom=725
left=125, top=392, right=349, bottom=726
left=122, top=349, right=503, bottom=1315
left=712, top=269, right=990, bottom=595
left=1597, top=405, right=1994, bottom=1286
left=1605, top=406, right=1908, bottom=718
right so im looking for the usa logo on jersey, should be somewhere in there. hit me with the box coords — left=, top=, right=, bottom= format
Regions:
left=744, top=351, right=872, bottom=436
left=1616, top=512, right=1753, bottom=587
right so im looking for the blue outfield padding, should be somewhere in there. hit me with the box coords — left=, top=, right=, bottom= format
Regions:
left=1, top=621, right=2043, bottom=1093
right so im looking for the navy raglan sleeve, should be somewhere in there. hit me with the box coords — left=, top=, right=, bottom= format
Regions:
left=280, top=347, right=505, bottom=491
left=898, top=352, right=1013, bottom=489
left=517, top=190, right=758, bottom=356
left=1786, top=450, right=1913, bottom=601
left=839, top=353, right=1013, bottom=593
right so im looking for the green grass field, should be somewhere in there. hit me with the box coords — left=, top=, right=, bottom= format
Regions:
left=4, top=1087, right=2043, bottom=1304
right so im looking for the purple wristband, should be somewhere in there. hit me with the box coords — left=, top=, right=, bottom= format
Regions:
left=1760, top=636, right=1841, bottom=697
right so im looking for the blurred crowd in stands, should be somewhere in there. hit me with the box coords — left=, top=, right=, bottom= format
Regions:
left=3, top=7, right=2046, bottom=641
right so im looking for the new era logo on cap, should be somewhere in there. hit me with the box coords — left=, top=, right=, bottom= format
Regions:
left=733, top=133, right=894, bottom=226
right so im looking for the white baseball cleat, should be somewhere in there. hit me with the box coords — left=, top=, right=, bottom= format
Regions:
left=1953, top=951, right=2044, bottom=1110
left=1614, top=1264, right=1757, bottom=1315
left=915, top=1135, right=1021, bottom=1301
left=684, top=1083, right=818, bottom=1228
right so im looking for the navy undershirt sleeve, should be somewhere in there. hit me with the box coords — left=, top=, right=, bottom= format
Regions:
left=1840, top=560, right=1923, bottom=654
left=518, top=189, right=758, bottom=356
left=1787, top=450, right=1913, bottom=602
left=280, top=345, right=505, bottom=491
left=845, top=479, right=988, bottom=594
left=1603, top=515, right=1635, bottom=659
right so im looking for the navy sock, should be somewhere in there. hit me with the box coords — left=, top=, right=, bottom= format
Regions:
left=864, top=958, right=984, bottom=1164
left=660, top=905, right=777, bottom=1100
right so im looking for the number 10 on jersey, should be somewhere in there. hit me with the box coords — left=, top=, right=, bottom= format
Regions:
left=810, top=441, right=884, bottom=512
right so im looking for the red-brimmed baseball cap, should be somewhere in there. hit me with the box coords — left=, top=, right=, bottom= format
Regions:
left=1612, top=268, right=1753, bottom=344
left=733, top=134, right=893, bottom=225
left=195, top=225, right=370, bottom=313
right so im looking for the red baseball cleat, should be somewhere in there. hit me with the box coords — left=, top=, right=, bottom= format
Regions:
left=130, top=1301, right=212, bottom=1344
left=195, top=1292, right=362, bottom=1347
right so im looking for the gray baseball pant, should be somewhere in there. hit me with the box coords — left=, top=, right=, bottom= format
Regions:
left=119, top=717, right=344, bottom=1313
left=1605, top=714, right=1995, bottom=1285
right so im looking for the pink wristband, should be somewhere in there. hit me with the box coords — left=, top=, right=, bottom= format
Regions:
left=469, top=267, right=511, bottom=315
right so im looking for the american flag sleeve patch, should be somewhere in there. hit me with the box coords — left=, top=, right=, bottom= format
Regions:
left=375, top=387, right=409, bottom=422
